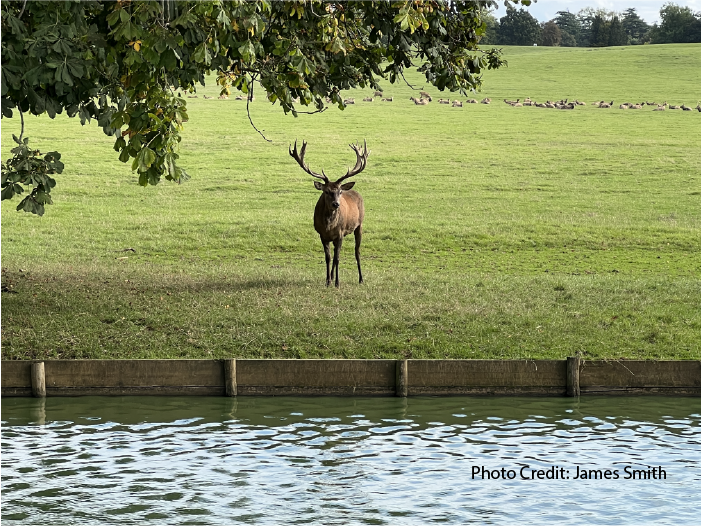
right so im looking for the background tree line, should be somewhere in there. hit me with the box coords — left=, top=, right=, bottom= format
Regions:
left=482, top=3, right=701, bottom=47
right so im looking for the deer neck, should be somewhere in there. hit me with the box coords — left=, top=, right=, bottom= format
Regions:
left=319, top=198, right=342, bottom=228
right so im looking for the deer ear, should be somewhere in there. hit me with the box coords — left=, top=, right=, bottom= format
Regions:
left=314, top=181, right=325, bottom=191
left=340, top=182, right=355, bottom=190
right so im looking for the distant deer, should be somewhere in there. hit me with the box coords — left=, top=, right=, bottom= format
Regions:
left=452, top=100, right=463, bottom=107
left=373, top=90, right=383, bottom=97
left=290, top=140, right=369, bottom=288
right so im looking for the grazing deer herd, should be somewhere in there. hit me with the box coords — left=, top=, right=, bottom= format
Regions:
left=187, top=89, right=701, bottom=113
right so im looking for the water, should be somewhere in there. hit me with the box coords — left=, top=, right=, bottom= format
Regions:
left=2, top=396, right=700, bottom=525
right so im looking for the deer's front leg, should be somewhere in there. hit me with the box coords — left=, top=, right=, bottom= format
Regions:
left=322, top=239, right=332, bottom=287
left=332, top=237, right=343, bottom=288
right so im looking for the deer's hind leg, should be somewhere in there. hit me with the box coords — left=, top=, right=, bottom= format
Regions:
left=354, top=226, right=363, bottom=284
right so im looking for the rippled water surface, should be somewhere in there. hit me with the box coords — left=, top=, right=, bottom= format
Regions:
left=2, top=396, right=700, bottom=525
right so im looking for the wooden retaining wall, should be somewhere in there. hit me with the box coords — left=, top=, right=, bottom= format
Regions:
left=2, top=359, right=700, bottom=397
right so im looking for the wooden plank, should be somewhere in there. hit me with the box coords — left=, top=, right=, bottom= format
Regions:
left=237, top=359, right=396, bottom=389
left=580, top=386, right=701, bottom=395
left=409, top=360, right=567, bottom=388
left=44, top=360, right=223, bottom=387
left=580, top=360, right=701, bottom=388
left=1, top=387, right=33, bottom=397
left=408, top=386, right=567, bottom=396
left=2, top=359, right=700, bottom=397
left=45, top=386, right=225, bottom=396
left=1, top=361, right=32, bottom=387
left=238, top=386, right=395, bottom=396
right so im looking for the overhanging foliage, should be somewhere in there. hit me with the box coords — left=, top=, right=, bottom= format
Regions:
left=1, top=0, right=529, bottom=215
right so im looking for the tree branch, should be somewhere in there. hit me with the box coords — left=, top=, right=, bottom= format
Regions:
left=399, top=69, right=419, bottom=90
left=19, top=109, right=25, bottom=143
left=246, top=79, right=271, bottom=143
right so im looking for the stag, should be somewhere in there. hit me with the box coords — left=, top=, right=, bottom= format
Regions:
left=290, top=140, right=369, bottom=287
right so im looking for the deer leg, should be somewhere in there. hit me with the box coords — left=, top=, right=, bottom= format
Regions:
left=332, top=237, right=343, bottom=288
left=322, top=239, right=332, bottom=287
left=354, top=226, right=363, bottom=284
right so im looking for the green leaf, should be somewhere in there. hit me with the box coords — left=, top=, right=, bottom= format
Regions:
left=61, top=66, right=73, bottom=86
left=216, top=9, right=231, bottom=26
left=327, top=37, right=346, bottom=55
left=193, top=43, right=212, bottom=65
left=394, top=13, right=410, bottom=31
left=7, top=14, right=26, bottom=35
left=1, top=184, right=17, bottom=200
left=106, top=9, right=120, bottom=26
left=118, top=147, right=131, bottom=163
left=238, top=40, right=256, bottom=63
left=136, top=147, right=157, bottom=173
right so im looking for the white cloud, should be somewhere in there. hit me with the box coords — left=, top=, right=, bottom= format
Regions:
left=492, top=1, right=701, bottom=25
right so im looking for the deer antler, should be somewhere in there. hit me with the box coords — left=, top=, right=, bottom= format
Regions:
left=335, top=140, right=370, bottom=184
left=289, top=140, right=329, bottom=182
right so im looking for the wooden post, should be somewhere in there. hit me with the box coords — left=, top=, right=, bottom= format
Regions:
left=31, top=362, right=46, bottom=398
left=224, top=359, right=237, bottom=396
left=567, top=356, right=581, bottom=397
left=395, top=359, right=408, bottom=397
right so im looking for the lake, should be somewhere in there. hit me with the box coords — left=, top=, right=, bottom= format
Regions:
left=2, top=396, right=699, bottom=524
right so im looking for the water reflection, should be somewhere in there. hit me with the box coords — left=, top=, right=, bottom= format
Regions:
left=2, top=396, right=700, bottom=525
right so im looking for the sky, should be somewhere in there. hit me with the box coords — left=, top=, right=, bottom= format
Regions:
left=490, top=1, right=701, bottom=25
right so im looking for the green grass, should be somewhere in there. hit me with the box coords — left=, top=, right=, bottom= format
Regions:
left=2, top=44, right=701, bottom=361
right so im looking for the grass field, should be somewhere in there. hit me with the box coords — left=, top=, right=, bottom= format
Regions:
left=2, top=44, right=700, bottom=361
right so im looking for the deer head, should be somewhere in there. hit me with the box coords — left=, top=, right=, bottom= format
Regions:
left=289, top=140, right=369, bottom=210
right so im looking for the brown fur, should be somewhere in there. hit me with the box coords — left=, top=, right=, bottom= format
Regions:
left=312, top=183, right=365, bottom=288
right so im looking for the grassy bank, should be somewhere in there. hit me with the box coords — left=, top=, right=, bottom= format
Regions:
left=2, top=44, right=700, bottom=360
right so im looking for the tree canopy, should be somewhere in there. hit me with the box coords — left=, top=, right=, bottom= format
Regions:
left=650, top=3, right=701, bottom=44
left=553, top=11, right=581, bottom=46
left=1, top=0, right=530, bottom=215
left=497, top=6, right=540, bottom=46
left=621, top=8, right=650, bottom=45
left=539, top=21, right=561, bottom=47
